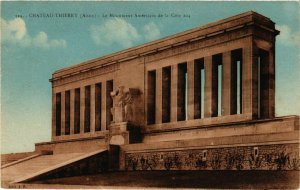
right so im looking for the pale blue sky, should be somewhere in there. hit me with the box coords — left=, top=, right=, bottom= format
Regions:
left=1, top=2, right=299, bottom=153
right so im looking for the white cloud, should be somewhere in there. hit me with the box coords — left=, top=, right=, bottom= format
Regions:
left=32, top=32, right=66, bottom=48
left=276, top=25, right=299, bottom=47
left=1, top=17, right=26, bottom=41
left=90, top=18, right=141, bottom=48
left=90, top=19, right=161, bottom=48
left=1, top=17, right=66, bottom=48
left=143, top=22, right=161, bottom=41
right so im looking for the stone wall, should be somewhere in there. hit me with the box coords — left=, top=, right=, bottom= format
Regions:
left=35, top=137, right=107, bottom=154
left=1, top=152, right=36, bottom=165
left=125, top=144, right=299, bottom=171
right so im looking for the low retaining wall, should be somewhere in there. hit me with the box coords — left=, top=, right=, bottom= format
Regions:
left=35, top=136, right=108, bottom=154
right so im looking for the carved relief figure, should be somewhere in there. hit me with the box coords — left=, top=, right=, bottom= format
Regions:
left=110, top=86, right=134, bottom=123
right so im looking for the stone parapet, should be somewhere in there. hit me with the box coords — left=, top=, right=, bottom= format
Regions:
left=122, top=131, right=299, bottom=154
left=51, top=129, right=108, bottom=141
left=142, top=115, right=299, bottom=143
left=35, top=136, right=108, bottom=154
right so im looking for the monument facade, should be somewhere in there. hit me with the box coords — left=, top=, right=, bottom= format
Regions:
left=47, top=11, right=298, bottom=170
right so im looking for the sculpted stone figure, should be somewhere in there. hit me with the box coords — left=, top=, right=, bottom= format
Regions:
left=110, top=86, right=133, bottom=123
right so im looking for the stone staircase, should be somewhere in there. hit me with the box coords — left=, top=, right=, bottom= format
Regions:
left=1, top=150, right=106, bottom=187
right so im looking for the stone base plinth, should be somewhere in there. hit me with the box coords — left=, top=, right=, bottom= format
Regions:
left=109, top=122, right=129, bottom=146
left=109, top=122, right=128, bottom=135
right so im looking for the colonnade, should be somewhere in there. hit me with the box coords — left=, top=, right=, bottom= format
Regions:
left=147, top=46, right=275, bottom=125
left=53, top=45, right=275, bottom=137
left=53, top=80, right=113, bottom=137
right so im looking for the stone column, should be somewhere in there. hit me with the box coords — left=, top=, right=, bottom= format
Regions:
left=80, top=86, right=85, bottom=133
left=84, top=86, right=91, bottom=133
left=146, top=71, right=156, bottom=125
left=61, top=91, right=66, bottom=135
left=74, top=88, right=80, bottom=134
left=194, top=59, right=203, bottom=119
left=204, top=56, right=218, bottom=117
left=162, top=67, right=171, bottom=122
left=95, top=83, right=102, bottom=131
left=242, top=42, right=258, bottom=118
left=90, top=84, right=96, bottom=133
left=64, top=91, right=71, bottom=135
left=101, top=82, right=107, bottom=131
left=268, top=47, right=275, bottom=118
left=222, top=51, right=232, bottom=115
left=171, top=65, right=178, bottom=122
left=155, top=68, right=162, bottom=124
left=70, top=89, right=75, bottom=134
left=52, top=91, right=56, bottom=139
left=259, top=47, right=275, bottom=119
left=177, top=64, right=186, bottom=121
left=106, top=81, right=114, bottom=127
left=187, top=60, right=195, bottom=120
left=204, top=56, right=212, bottom=118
